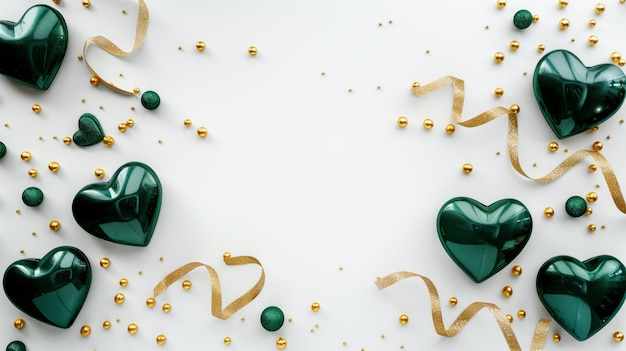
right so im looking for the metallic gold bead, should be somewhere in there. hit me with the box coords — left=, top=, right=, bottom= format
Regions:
left=589, top=164, right=598, bottom=172
left=197, top=127, right=208, bottom=138
left=118, top=123, right=128, bottom=132
left=126, top=119, right=135, bottom=128
left=103, top=136, right=115, bottom=147
left=89, top=76, right=100, bottom=86
left=462, top=163, right=473, bottom=174
left=53, top=0, right=62, bottom=4
left=48, top=161, right=60, bottom=173
left=100, top=257, right=111, bottom=268
left=14, top=318, right=25, bottom=329
left=82, top=0, right=90, bottom=8
left=182, top=279, right=192, bottom=290
left=586, top=207, right=593, bottom=215
left=195, top=41, right=206, bottom=51
left=49, top=220, right=61, bottom=231
left=592, top=141, right=603, bottom=151
left=398, top=314, right=410, bottom=325
left=619, top=59, right=626, bottom=67
left=589, top=19, right=597, bottom=28
left=80, top=325, right=91, bottom=336
left=533, top=14, right=540, bottom=22
left=133, top=87, right=140, bottom=94
left=588, top=35, right=599, bottom=46
left=517, top=310, right=526, bottom=319
left=611, top=52, right=622, bottom=63
left=588, top=224, right=597, bottom=232
left=559, top=18, right=570, bottom=30
left=102, top=320, right=111, bottom=329
left=537, top=44, right=546, bottom=53
left=558, top=0, right=569, bottom=8
left=614, top=331, right=624, bottom=342
left=509, top=41, right=520, bottom=51
left=223, top=252, right=231, bottom=260
left=448, top=297, right=458, bottom=306
left=276, top=337, right=287, bottom=350
left=21, top=151, right=32, bottom=161
left=115, top=293, right=125, bottom=304
left=412, top=82, right=420, bottom=89
left=423, top=118, right=434, bottom=129
left=494, top=51, right=505, bottom=63
left=94, top=168, right=105, bottom=179
left=512, top=265, right=523, bottom=276
left=505, top=314, right=513, bottom=323
left=62, top=136, right=72, bottom=145
left=32, top=104, right=41, bottom=113
left=553, top=333, right=561, bottom=342
left=494, top=87, right=504, bottom=97
left=544, top=207, right=555, bottom=218
left=595, top=3, right=606, bottom=14
left=156, top=334, right=167, bottom=345
left=248, top=46, right=258, bottom=56
left=397, top=116, right=409, bottom=128
left=496, top=0, right=506, bottom=9
left=311, top=301, right=320, bottom=312
left=162, top=303, right=172, bottom=313
left=120, top=278, right=129, bottom=287
left=509, top=104, right=520, bottom=114
left=146, top=297, right=156, bottom=308
left=223, top=336, right=232, bottom=345
left=548, top=141, right=559, bottom=152
left=587, top=192, right=598, bottom=202
left=127, top=323, right=138, bottom=335
left=502, top=285, right=513, bottom=297
left=184, top=119, right=192, bottom=127
left=445, top=124, right=456, bottom=135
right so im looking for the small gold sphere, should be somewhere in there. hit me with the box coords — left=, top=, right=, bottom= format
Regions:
left=553, top=333, right=561, bottom=342
left=311, top=301, right=321, bottom=312
left=195, top=41, right=206, bottom=51
left=588, top=35, right=599, bottom=46
left=509, top=41, right=520, bottom=51
left=162, top=303, right=172, bottom=313
left=614, top=331, right=624, bottom=342
left=197, top=127, right=208, bottom=138
left=559, top=18, right=570, bottom=30
left=588, top=224, right=597, bottom=232
left=157, top=334, right=167, bottom=345
left=120, top=278, right=129, bottom=287
left=182, top=279, right=192, bottom=290
left=103, top=136, right=115, bottom=147
left=449, top=297, right=458, bottom=306
left=548, top=141, right=559, bottom=152
left=223, top=252, right=231, bottom=260
left=118, top=123, right=128, bottom=132
left=592, top=141, right=603, bottom=151
left=502, top=285, right=513, bottom=297
left=505, top=314, right=514, bottom=323
left=462, top=163, right=473, bottom=174
left=48, top=161, right=60, bottom=173
left=103, top=320, right=111, bottom=329
left=611, top=52, right=622, bottom=63
left=589, top=164, right=598, bottom=172
left=82, top=0, right=91, bottom=8
left=114, top=293, right=125, bottom=304
left=512, top=265, right=523, bottom=276
left=517, top=310, right=526, bottom=319
left=224, top=336, right=232, bottom=345
left=49, top=220, right=61, bottom=231
left=412, top=82, right=420, bottom=89
left=80, top=325, right=91, bottom=336
left=558, top=0, right=569, bottom=8
left=532, top=15, right=540, bottom=23
left=397, top=116, right=409, bottom=128
left=94, top=168, right=105, bottom=179
left=619, top=59, right=626, bottom=67
left=494, top=88, right=504, bottom=97
left=184, top=118, right=192, bottom=127
left=127, top=323, right=138, bottom=335
left=496, top=0, right=506, bottom=9
left=586, top=207, right=593, bottom=215
left=423, top=118, right=434, bottom=129
left=146, top=297, right=156, bottom=308
left=509, top=104, right=520, bottom=114
left=28, top=168, right=38, bottom=178
left=63, top=136, right=72, bottom=145
left=589, top=19, right=597, bottom=28
left=21, top=151, right=32, bottom=161
left=126, top=119, right=135, bottom=128
left=537, top=44, right=546, bottom=53
left=53, top=0, right=61, bottom=4
left=494, top=51, right=505, bottom=63
left=445, top=124, right=456, bottom=135
left=587, top=192, right=598, bottom=202
left=276, top=337, right=287, bottom=350
left=399, top=314, right=409, bottom=325
left=89, top=76, right=100, bottom=86
left=100, top=257, right=111, bottom=268
left=248, top=46, right=258, bottom=56
left=133, top=87, right=140, bottom=94
left=32, top=104, right=41, bottom=113
left=14, top=318, right=25, bottom=329
left=595, top=3, right=606, bottom=14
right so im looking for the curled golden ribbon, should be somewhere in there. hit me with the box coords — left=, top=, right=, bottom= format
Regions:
left=376, top=271, right=551, bottom=351
left=153, top=254, right=265, bottom=319
left=412, top=76, right=626, bottom=214
left=82, top=0, right=149, bottom=95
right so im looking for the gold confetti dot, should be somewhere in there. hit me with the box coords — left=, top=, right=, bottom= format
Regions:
left=100, top=257, right=111, bottom=268
left=592, top=141, right=603, bottom=151
left=248, top=46, right=258, bottom=56
left=611, top=52, right=622, bottom=63
left=462, top=163, right=473, bottom=174
left=82, top=0, right=91, bottom=8
left=544, top=207, right=555, bottom=218
left=588, top=224, right=597, bottom=232
left=157, top=334, right=167, bottom=345
left=589, top=164, right=598, bottom=172
left=586, top=192, right=598, bottom=202
left=184, top=119, right=192, bottom=127
left=588, top=35, right=599, bottom=46
left=505, top=314, right=514, bottom=323
left=120, top=278, right=129, bottom=287
left=311, top=301, right=321, bottom=312
left=196, top=41, right=206, bottom=51
left=127, top=323, right=138, bottom=335
left=399, top=314, right=409, bottom=325
left=494, top=51, right=505, bottom=63
left=48, top=161, right=60, bottom=173
left=94, top=168, right=105, bottom=179
left=496, top=0, right=506, bottom=9
left=126, top=119, right=135, bottom=128
left=537, top=44, right=546, bottom=53
left=589, top=19, right=597, bottom=28
left=517, top=310, right=526, bottom=319
left=146, top=297, right=156, bottom=308
left=445, top=124, right=456, bottom=135
left=512, top=265, right=523, bottom=276
left=502, top=285, right=513, bottom=297
left=49, top=220, right=61, bottom=231
left=103, top=320, right=111, bottom=329
left=553, top=333, right=561, bottom=342
left=118, top=123, right=128, bottom=133
left=223, top=336, right=231, bottom=345
left=509, top=41, right=520, bottom=51
left=15, top=209, right=20, bottom=214
left=21, top=151, right=32, bottom=162
left=587, top=207, right=594, bottom=215
left=509, top=104, right=520, bottom=114
left=559, top=18, right=570, bottom=30
left=397, top=116, right=408, bottom=128
left=90, top=76, right=100, bottom=86
left=32, top=104, right=41, bottom=113
left=14, top=318, right=25, bottom=329
left=595, top=3, right=606, bottom=14
left=197, top=127, right=208, bottom=138
left=558, top=0, right=569, bottom=8
left=494, top=87, right=504, bottom=97
left=614, top=331, right=625, bottom=342
left=80, top=325, right=91, bottom=336
left=103, top=136, right=115, bottom=147
left=533, top=14, right=540, bottom=22
left=449, top=296, right=458, bottom=306
left=162, top=303, right=172, bottom=313
left=114, top=293, right=125, bottom=304
left=182, top=279, right=192, bottom=290
left=548, top=141, right=559, bottom=152
left=423, top=118, right=434, bottom=129
left=276, top=337, right=287, bottom=350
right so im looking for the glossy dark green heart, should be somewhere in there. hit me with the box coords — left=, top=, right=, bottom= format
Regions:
left=73, top=113, right=105, bottom=146
left=436, top=197, right=532, bottom=283
left=536, top=255, right=626, bottom=341
left=3, top=246, right=91, bottom=329
left=0, top=5, right=68, bottom=90
left=533, top=50, right=626, bottom=139
left=72, top=162, right=162, bottom=246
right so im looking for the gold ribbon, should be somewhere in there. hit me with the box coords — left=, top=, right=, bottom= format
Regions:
left=412, top=76, right=626, bottom=214
left=376, top=271, right=551, bottom=351
left=82, top=0, right=149, bottom=95
left=153, top=254, right=265, bottom=319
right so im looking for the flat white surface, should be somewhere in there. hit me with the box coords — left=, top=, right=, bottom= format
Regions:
left=1, top=0, right=626, bottom=350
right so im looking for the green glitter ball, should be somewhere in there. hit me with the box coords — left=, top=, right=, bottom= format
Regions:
left=565, top=195, right=587, bottom=217
left=260, top=306, right=285, bottom=332
left=6, top=340, right=26, bottom=351
left=0, top=141, right=6, bottom=159
left=141, top=90, right=161, bottom=110
left=22, top=187, right=44, bottom=207
left=513, top=9, right=533, bottom=29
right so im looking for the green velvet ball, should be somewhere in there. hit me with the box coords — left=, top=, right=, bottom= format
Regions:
left=260, top=306, right=284, bottom=332
left=0, top=141, right=6, bottom=159
left=22, top=187, right=44, bottom=207
left=513, top=9, right=533, bottom=29
left=6, top=340, right=27, bottom=351
left=141, top=90, right=161, bottom=110
left=565, top=195, right=587, bottom=217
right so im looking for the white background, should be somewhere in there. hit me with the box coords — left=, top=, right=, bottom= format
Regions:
left=1, top=0, right=626, bottom=350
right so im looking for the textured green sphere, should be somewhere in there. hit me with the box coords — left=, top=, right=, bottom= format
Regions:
left=6, top=340, right=27, bottom=351
left=141, top=90, right=161, bottom=110
left=513, top=10, right=533, bottom=29
left=260, top=306, right=285, bottom=332
left=0, top=141, right=6, bottom=159
left=22, top=187, right=44, bottom=207
left=565, top=195, right=587, bottom=217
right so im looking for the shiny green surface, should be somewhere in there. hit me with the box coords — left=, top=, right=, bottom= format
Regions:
left=260, top=306, right=285, bottom=331
left=513, top=10, right=532, bottom=29
left=0, top=5, right=68, bottom=90
left=534, top=50, right=626, bottom=139
left=3, top=246, right=91, bottom=329
left=73, top=113, right=105, bottom=147
left=536, top=255, right=626, bottom=341
left=141, top=90, right=161, bottom=110
left=72, top=162, right=162, bottom=246
left=6, top=341, right=26, bottom=351
left=437, top=197, right=532, bottom=283
left=0, top=141, right=6, bottom=159
left=565, top=195, right=587, bottom=217
left=22, top=186, right=44, bottom=207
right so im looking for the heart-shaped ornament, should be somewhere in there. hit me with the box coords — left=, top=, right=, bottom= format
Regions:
left=436, top=197, right=532, bottom=283
left=3, top=246, right=92, bottom=329
left=533, top=49, right=626, bottom=139
left=73, top=113, right=105, bottom=146
left=0, top=5, right=68, bottom=90
left=536, top=255, right=626, bottom=341
left=72, top=162, right=162, bottom=246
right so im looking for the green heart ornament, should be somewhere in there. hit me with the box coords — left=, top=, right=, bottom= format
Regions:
left=533, top=49, right=626, bottom=139
left=72, top=162, right=162, bottom=246
left=436, top=197, right=532, bottom=283
left=536, top=255, right=626, bottom=341
left=3, top=246, right=91, bottom=329
left=73, top=113, right=105, bottom=146
left=0, top=5, right=68, bottom=90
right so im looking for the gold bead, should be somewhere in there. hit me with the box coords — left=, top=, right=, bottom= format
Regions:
left=512, top=265, right=523, bottom=276
left=548, top=141, right=559, bottom=152
left=496, top=0, right=506, bottom=9
left=157, top=334, right=167, bottom=345
left=411, top=82, right=420, bottom=89
left=502, top=285, right=513, bottom=297
left=146, top=297, right=156, bottom=308
left=448, top=297, right=458, bottom=306
left=94, top=168, right=105, bottom=179
left=53, top=0, right=62, bottom=4
left=445, top=124, right=456, bottom=135
left=588, top=224, right=597, bottom=232
left=509, top=104, right=520, bottom=114
left=399, top=313, right=409, bottom=325
left=197, top=127, right=208, bottom=138
left=614, top=331, right=624, bottom=342
left=311, top=301, right=320, bottom=312
left=517, top=310, right=526, bottom=319
left=103, top=136, right=115, bottom=147
left=559, top=18, right=570, bottom=30
left=494, top=88, right=504, bottom=97
left=103, top=320, right=111, bottom=329
left=89, top=76, right=100, bottom=86
left=595, top=3, right=606, bottom=14
left=462, top=163, right=473, bottom=174
left=126, top=119, right=135, bottom=128
left=100, top=257, right=111, bottom=268
left=248, top=46, right=258, bottom=56
left=537, top=44, right=546, bottom=53
left=276, top=337, right=287, bottom=350
left=120, top=278, right=129, bottom=287
left=586, top=192, right=598, bottom=202
left=133, top=87, right=140, bottom=94
left=592, top=141, right=603, bottom=151
left=195, top=41, right=206, bottom=51
left=423, top=118, right=434, bottom=129
left=397, top=116, right=409, bottom=128
left=553, top=333, right=561, bottom=342
left=182, top=279, right=192, bottom=290
left=32, top=104, right=41, bottom=113
left=49, top=220, right=61, bottom=231
left=82, top=0, right=90, bottom=8
left=588, top=35, right=599, bottom=46
left=27, top=168, right=38, bottom=178
left=611, top=52, right=622, bottom=63
left=494, top=51, right=505, bottom=63
left=20, top=151, right=32, bottom=161
left=223, top=336, right=232, bottom=345
left=544, top=206, right=556, bottom=217
left=509, top=41, right=520, bottom=51
left=127, top=323, right=138, bottom=335
left=558, top=0, right=569, bottom=8
left=589, top=164, right=598, bottom=172
left=223, top=252, right=231, bottom=260
left=505, top=314, right=513, bottom=323
left=162, top=303, right=172, bottom=313
left=118, top=123, right=128, bottom=132
left=586, top=207, right=593, bottom=215
left=80, top=325, right=91, bottom=336
left=619, top=59, right=626, bottom=67
left=114, top=293, right=125, bottom=304
left=589, top=19, right=597, bottom=28
left=48, top=161, right=60, bottom=173
left=183, top=118, right=192, bottom=127
left=14, top=318, right=25, bottom=329
left=532, top=14, right=540, bottom=22
left=62, top=136, right=72, bottom=145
